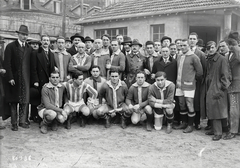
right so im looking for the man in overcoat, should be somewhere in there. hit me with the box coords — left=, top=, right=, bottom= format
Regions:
left=204, top=41, right=231, bottom=141
left=30, top=34, right=56, bottom=123
left=3, top=25, right=32, bottom=131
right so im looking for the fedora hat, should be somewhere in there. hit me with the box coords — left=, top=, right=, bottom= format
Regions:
left=196, top=39, right=204, bottom=47
left=84, top=36, right=94, bottom=43
left=228, top=31, right=239, bottom=42
left=121, top=36, right=132, bottom=45
left=130, top=39, right=142, bottom=47
left=161, top=36, right=172, bottom=44
left=65, top=37, right=71, bottom=43
left=16, top=25, right=29, bottom=35
left=70, top=33, right=84, bottom=42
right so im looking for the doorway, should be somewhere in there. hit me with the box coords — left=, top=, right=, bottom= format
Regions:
left=189, top=26, right=220, bottom=46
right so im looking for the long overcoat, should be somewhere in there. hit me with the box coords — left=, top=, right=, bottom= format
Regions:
left=3, top=40, right=32, bottom=103
left=204, top=53, right=231, bottom=119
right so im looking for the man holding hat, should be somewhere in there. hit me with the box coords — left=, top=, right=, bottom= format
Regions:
left=4, top=25, right=33, bottom=131
left=67, top=33, right=84, bottom=56
left=125, top=39, right=146, bottom=88
left=84, top=36, right=95, bottom=55
left=161, top=36, right=172, bottom=47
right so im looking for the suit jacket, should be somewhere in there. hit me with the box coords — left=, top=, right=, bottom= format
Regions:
left=152, top=56, right=177, bottom=84
left=67, top=45, right=78, bottom=56
left=85, top=48, right=95, bottom=56
left=228, top=46, right=240, bottom=93
left=144, top=53, right=161, bottom=84
left=53, top=49, right=71, bottom=82
left=3, top=40, right=32, bottom=103
left=31, top=47, right=55, bottom=89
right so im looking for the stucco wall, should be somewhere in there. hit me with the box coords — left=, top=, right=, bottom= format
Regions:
left=82, top=13, right=225, bottom=44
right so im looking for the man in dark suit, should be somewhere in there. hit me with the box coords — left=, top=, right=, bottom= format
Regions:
left=84, top=36, right=95, bottom=55
left=4, top=25, right=33, bottom=131
left=188, top=32, right=206, bottom=130
left=30, top=34, right=56, bottom=123
left=67, top=33, right=84, bottom=56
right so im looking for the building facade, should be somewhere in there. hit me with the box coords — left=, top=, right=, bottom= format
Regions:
left=76, top=0, right=240, bottom=45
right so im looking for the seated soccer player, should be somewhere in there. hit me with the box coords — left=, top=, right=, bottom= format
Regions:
left=148, top=71, right=176, bottom=134
left=126, top=70, right=153, bottom=131
left=96, top=69, right=131, bottom=128
left=38, top=71, right=67, bottom=134
left=63, top=71, right=98, bottom=129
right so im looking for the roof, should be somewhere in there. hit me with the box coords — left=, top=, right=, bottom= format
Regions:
left=76, top=0, right=240, bottom=25
left=87, top=6, right=101, bottom=13
left=70, top=3, right=90, bottom=11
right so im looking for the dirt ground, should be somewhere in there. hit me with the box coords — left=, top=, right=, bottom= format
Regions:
left=1, top=118, right=240, bottom=168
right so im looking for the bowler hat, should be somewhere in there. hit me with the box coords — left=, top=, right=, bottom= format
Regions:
left=196, top=39, right=204, bottom=47
left=16, top=25, right=29, bottom=35
left=161, top=36, right=172, bottom=44
left=130, top=39, right=142, bottom=47
left=70, top=33, right=84, bottom=42
left=84, top=36, right=94, bottom=43
left=28, top=39, right=41, bottom=45
left=228, top=31, right=239, bottom=42
left=65, top=37, right=71, bottom=42
left=121, top=36, right=132, bottom=45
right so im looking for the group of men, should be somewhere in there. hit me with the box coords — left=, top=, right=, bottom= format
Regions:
left=1, top=24, right=240, bottom=141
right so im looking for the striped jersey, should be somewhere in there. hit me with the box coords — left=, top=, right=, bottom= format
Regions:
left=64, top=82, right=98, bottom=102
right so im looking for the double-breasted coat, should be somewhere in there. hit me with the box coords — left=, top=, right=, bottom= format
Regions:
left=3, top=40, right=32, bottom=103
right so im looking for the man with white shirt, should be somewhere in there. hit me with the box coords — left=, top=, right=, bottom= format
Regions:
left=53, top=37, right=71, bottom=82
left=30, top=34, right=55, bottom=123
left=84, top=36, right=95, bottom=55
left=91, top=39, right=110, bottom=78
left=169, top=43, right=178, bottom=59
left=174, top=39, right=203, bottom=133
left=154, top=41, right=161, bottom=55
left=4, top=25, right=33, bottom=131
left=106, top=39, right=125, bottom=79
left=68, top=42, right=92, bottom=79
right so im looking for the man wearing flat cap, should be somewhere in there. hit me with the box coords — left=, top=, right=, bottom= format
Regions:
left=67, top=33, right=84, bottom=56
left=84, top=36, right=95, bottom=55
left=4, top=25, right=33, bottom=131
left=203, top=41, right=230, bottom=141
left=161, top=36, right=172, bottom=47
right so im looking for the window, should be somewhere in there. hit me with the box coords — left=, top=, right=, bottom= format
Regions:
left=151, top=24, right=165, bottom=42
left=21, top=0, right=31, bottom=10
left=95, top=27, right=127, bottom=40
left=53, top=1, right=61, bottom=14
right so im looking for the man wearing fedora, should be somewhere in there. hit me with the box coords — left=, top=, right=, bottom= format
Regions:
left=84, top=36, right=95, bottom=55
left=67, top=33, right=84, bottom=56
left=121, top=36, right=132, bottom=56
left=161, top=36, right=172, bottom=47
left=4, top=25, right=33, bottom=131
left=125, top=39, right=146, bottom=88
left=65, top=37, right=72, bottom=50
left=30, top=34, right=56, bottom=123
